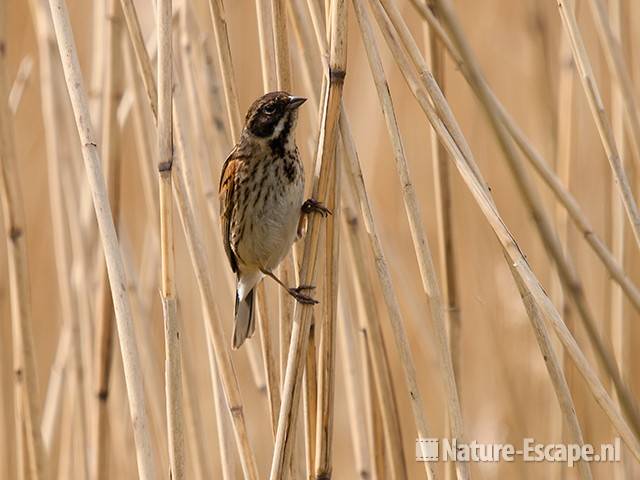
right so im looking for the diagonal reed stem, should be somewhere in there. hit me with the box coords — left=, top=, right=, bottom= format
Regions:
left=554, top=0, right=640, bottom=249
left=406, top=0, right=640, bottom=435
left=47, top=0, right=158, bottom=477
left=407, top=1, right=638, bottom=311
left=586, top=0, right=640, bottom=169
left=372, top=0, right=640, bottom=462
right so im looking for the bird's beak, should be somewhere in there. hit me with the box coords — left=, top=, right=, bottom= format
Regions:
left=287, top=96, right=307, bottom=110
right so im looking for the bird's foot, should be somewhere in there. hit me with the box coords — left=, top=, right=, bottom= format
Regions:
left=288, top=285, right=319, bottom=304
left=302, top=198, right=332, bottom=217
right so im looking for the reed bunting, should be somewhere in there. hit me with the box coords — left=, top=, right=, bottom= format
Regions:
left=219, top=91, right=330, bottom=349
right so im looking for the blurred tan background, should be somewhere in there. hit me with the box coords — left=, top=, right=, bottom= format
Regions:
left=2, top=0, right=639, bottom=478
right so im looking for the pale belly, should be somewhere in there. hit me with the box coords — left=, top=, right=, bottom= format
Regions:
left=235, top=173, right=304, bottom=271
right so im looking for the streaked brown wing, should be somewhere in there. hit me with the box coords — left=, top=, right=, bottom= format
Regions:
left=219, top=146, right=241, bottom=273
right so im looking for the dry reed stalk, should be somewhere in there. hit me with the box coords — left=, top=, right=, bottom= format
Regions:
left=203, top=318, right=236, bottom=480
left=121, top=44, right=169, bottom=459
left=257, top=282, right=281, bottom=434
left=336, top=272, right=371, bottom=479
left=91, top=0, right=125, bottom=478
left=119, top=0, right=157, bottom=120
left=88, top=0, right=105, bottom=126
left=364, top=333, right=388, bottom=480
left=552, top=0, right=576, bottom=347
left=183, top=8, right=228, bottom=161
left=0, top=328, right=12, bottom=479
left=553, top=6, right=578, bottom=477
left=57, top=100, right=98, bottom=401
left=124, top=43, right=158, bottom=226
left=271, top=0, right=298, bottom=409
left=314, top=155, right=340, bottom=478
left=196, top=35, right=233, bottom=152
left=424, top=7, right=459, bottom=480
left=450, top=0, right=640, bottom=435
left=119, top=237, right=167, bottom=472
left=399, top=0, right=640, bottom=433
left=14, top=388, right=26, bottom=480
left=284, top=36, right=323, bottom=466
left=8, top=56, right=33, bottom=113
left=357, top=3, right=465, bottom=479
left=157, top=1, right=185, bottom=478
left=39, top=325, right=69, bottom=450
left=118, top=1, right=260, bottom=475
left=291, top=1, right=406, bottom=476
left=271, top=0, right=292, bottom=90
left=342, top=107, right=434, bottom=477
left=586, top=0, right=640, bottom=168
left=608, top=0, right=627, bottom=376
left=177, top=295, right=212, bottom=480
left=25, top=0, right=73, bottom=456
left=509, top=263, right=593, bottom=480
left=609, top=2, right=630, bottom=478
left=255, top=0, right=277, bottom=90
left=252, top=0, right=284, bottom=430
left=0, top=6, right=48, bottom=480
left=172, top=102, right=260, bottom=478
left=632, top=2, right=640, bottom=99
left=177, top=8, right=267, bottom=394
left=290, top=9, right=390, bottom=478
left=288, top=0, right=323, bottom=110
left=206, top=0, right=242, bottom=139
left=554, top=0, right=640, bottom=249
left=309, top=44, right=340, bottom=480
left=509, top=255, right=592, bottom=480
left=101, top=351, right=129, bottom=477
left=304, top=322, right=318, bottom=476
left=0, top=375, right=10, bottom=480
left=368, top=0, right=640, bottom=461
left=180, top=23, right=273, bottom=399
left=269, top=1, right=346, bottom=477
left=340, top=204, right=384, bottom=479
left=29, top=1, right=94, bottom=472
left=182, top=351, right=211, bottom=480
left=410, top=0, right=640, bottom=314
left=56, top=382, right=74, bottom=480
left=279, top=261, right=295, bottom=381
left=341, top=202, right=406, bottom=479
left=47, top=0, right=157, bottom=477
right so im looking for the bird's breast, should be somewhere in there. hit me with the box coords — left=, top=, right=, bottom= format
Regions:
left=234, top=151, right=304, bottom=269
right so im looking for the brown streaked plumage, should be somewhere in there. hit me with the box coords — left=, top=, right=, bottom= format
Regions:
left=219, top=91, right=330, bottom=349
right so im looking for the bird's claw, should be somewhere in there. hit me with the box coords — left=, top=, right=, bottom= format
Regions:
left=288, top=285, right=319, bottom=304
left=302, top=198, right=332, bottom=217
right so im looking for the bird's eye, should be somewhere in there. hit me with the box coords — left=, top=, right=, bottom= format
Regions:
left=263, top=104, right=276, bottom=115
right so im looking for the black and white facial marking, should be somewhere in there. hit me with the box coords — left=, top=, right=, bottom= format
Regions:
left=243, top=92, right=306, bottom=154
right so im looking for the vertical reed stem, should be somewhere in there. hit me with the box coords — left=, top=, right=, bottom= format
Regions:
left=270, top=1, right=347, bottom=477
left=0, top=6, right=47, bottom=480
left=425, top=6, right=460, bottom=480
left=91, top=0, right=124, bottom=478
left=157, top=0, right=185, bottom=478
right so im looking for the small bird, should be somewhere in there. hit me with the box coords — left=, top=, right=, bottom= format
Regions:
left=219, top=91, right=330, bottom=349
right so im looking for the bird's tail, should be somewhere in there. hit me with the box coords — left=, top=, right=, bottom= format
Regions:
left=233, top=287, right=256, bottom=349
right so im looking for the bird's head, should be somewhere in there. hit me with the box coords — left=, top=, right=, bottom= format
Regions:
left=242, top=91, right=306, bottom=144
